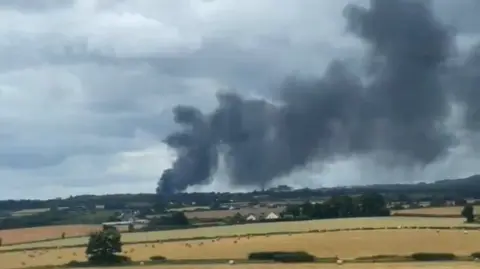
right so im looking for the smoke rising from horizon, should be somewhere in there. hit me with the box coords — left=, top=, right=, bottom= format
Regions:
left=156, top=0, right=480, bottom=194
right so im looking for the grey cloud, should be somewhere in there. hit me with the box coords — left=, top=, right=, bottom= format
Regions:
left=0, top=0, right=477, bottom=198
left=0, top=0, right=74, bottom=12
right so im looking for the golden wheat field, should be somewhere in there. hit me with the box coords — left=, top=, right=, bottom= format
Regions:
left=91, top=264, right=480, bottom=269
left=0, top=225, right=100, bottom=245
left=0, top=217, right=470, bottom=251
left=394, top=206, right=480, bottom=217
left=1, top=229, right=480, bottom=269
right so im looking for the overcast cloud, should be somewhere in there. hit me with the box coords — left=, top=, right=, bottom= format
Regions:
left=0, top=0, right=478, bottom=199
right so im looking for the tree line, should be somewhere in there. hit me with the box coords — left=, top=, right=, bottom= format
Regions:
left=282, top=192, right=390, bottom=220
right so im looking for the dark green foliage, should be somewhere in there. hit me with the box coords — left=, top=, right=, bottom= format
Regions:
left=87, top=255, right=131, bottom=265
left=148, top=212, right=189, bottom=228
left=149, top=255, right=167, bottom=261
left=462, top=204, right=474, bottom=223
left=283, top=192, right=390, bottom=220
left=86, top=226, right=125, bottom=264
left=170, top=212, right=189, bottom=225
left=272, top=252, right=315, bottom=263
left=66, top=260, right=84, bottom=267
left=411, top=253, right=456, bottom=261
left=61, top=232, right=66, bottom=239
left=226, top=212, right=244, bottom=225
left=127, top=223, right=134, bottom=232
left=248, top=251, right=315, bottom=263
left=153, top=200, right=166, bottom=213
left=471, top=252, right=480, bottom=259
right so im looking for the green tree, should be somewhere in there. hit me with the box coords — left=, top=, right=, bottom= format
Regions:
left=153, top=200, right=166, bottom=213
left=462, top=204, right=474, bottom=223
left=170, top=212, right=189, bottom=225
left=228, top=212, right=244, bottom=224
left=86, top=226, right=125, bottom=264
left=127, top=223, right=134, bottom=232
left=284, top=204, right=301, bottom=218
left=358, top=192, right=390, bottom=217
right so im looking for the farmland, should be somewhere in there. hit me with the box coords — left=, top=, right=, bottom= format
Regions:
left=0, top=216, right=471, bottom=251
left=393, top=206, right=480, bottom=217
left=184, top=206, right=285, bottom=219
left=0, top=225, right=100, bottom=245
left=1, top=229, right=480, bottom=269
left=84, top=264, right=480, bottom=269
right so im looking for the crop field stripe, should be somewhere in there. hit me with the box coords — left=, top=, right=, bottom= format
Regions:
left=0, top=217, right=476, bottom=251
left=2, top=225, right=480, bottom=253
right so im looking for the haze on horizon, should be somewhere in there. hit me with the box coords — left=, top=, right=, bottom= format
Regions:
left=0, top=0, right=480, bottom=199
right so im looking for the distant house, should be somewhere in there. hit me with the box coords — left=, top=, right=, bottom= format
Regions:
left=246, top=214, right=257, bottom=221
left=265, top=212, right=279, bottom=220
left=418, top=201, right=431, bottom=208
left=445, top=200, right=456, bottom=206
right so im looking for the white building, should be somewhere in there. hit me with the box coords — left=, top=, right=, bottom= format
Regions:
left=246, top=214, right=257, bottom=221
left=265, top=212, right=279, bottom=220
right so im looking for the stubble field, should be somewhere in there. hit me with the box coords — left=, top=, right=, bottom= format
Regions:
left=1, top=229, right=480, bottom=269
left=89, top=264, right=480, bottom=269
left=393, top=206, right=480, bottom=217
left=0, top=225, right=100, bottom=245
left=0, top=216, right=471, bottom=251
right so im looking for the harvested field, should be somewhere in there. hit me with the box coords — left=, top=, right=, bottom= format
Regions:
left=10, top=208, right=50, bottom=217
left=393, top=206, right=480, bottom=217
left=184, top=207, right=285, bottom=219
left=1, top=229, right=480, bottom=268
left=0, top=217, right=471, bottom=250
left=102, top=229, right=480, bottom=261
left=169, top=206, right=211, bottom=212
left=84, top=264, right=480, bottom=269
left=0, top=225, right=100, bottom=245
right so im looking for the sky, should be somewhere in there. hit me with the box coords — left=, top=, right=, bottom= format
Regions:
left=0, top=0, right=479, bottom=199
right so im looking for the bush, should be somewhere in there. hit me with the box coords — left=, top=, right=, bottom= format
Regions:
left=355, top=255, right=406, bottom=262
left=411, top=253, right=456, bottom=261
left=88, top=254, right=132, bottom=265
left=66, top=260, right=84, bottom=267
left=249, top=251, right=283, bottom=260
left=471, top=252, right=480, bottom=259
left=86, top=226, right=126, bottom=265
left=273, top=252, right=315, bottom=263
left=149, top=255, right=167, bottom=261
left=248, top=251, right=315, bottom=263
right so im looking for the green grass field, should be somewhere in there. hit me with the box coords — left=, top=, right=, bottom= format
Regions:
left=0, top=216, right=473, bottom=251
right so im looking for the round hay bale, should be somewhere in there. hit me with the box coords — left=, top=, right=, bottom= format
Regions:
left=229, top=260, right=235, bottom=265
left=337, top=259, right=343, bottom=265
left=140, top=261, right=145, bottom=265
left=464, top=230, right=468, bottom=234
left=397, top=225, right=402, bottom=229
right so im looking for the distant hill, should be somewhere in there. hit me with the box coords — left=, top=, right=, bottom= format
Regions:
left=434, top=174, right=480, bottom=187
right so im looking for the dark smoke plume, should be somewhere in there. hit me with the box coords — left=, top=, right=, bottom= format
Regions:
left=157, top=0, right=456, bottom=194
